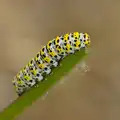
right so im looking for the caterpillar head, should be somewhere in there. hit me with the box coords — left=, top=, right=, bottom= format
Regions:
left=80, top=33, right=91, bottom=48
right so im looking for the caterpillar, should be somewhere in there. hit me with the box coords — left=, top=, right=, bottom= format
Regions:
left=12, top=32, right=91, bottom=96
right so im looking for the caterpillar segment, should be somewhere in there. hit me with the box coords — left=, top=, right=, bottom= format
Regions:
left=54, top=36, right=68, bottom=58
left=16, top=71, right=28, bottom=87
left=62, top=33, right=75, bottom=54
left=40, top=46, right=58, bottom=67
left=12, top=77, right=23, bottom=95
left=83, top=33, right=90, bottom=47
left=77, top=33, right=90, bottom=48
left=20, top=67, right=36, bottom=86
left=46, top=40, right=61, bottom=61
left=69, top=32, right=81, bottom=51
left=35, top=52, right=51, bottom=75
left=28, top=58, right=43, bottom=82
left=13, top=72, right=29, bottom=95
left=20, top=67, right=36, bottom=94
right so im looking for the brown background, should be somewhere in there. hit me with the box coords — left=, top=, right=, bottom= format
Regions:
left=0, top=0, right=120, bottom=120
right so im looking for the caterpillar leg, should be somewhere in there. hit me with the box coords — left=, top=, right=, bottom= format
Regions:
left=52, top=60, right=58, bottom=67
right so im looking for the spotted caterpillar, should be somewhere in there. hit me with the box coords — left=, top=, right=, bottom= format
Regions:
left=12, top=32, right=91, bottom=96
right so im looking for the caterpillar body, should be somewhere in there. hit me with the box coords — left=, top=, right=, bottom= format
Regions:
left=12, top=32, right=91, bottom=96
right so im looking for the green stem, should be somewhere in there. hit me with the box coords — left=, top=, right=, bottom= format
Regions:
left=0, top=49, right=87, bottom=120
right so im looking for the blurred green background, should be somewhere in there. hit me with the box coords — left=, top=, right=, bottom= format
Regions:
left=0, top=0, right=120, bottom=120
